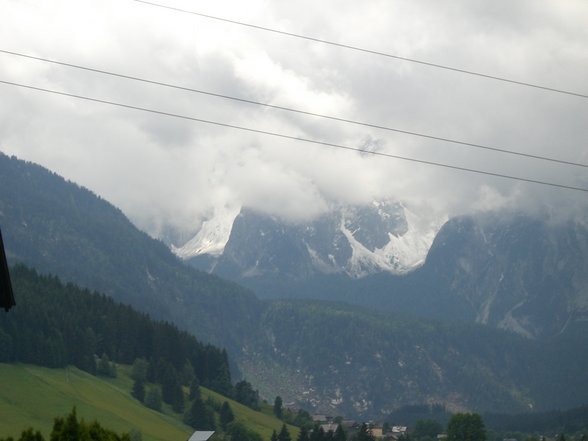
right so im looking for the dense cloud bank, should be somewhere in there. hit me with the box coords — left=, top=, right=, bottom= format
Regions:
left=1, top=0, right=587, bottom=239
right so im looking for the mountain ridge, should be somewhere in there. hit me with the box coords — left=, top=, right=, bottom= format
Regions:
left=178, top=197, right=588, bottom=340
left=178, top=202, right=444, bottom=280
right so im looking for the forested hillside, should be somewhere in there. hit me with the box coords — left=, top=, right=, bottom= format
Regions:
left=0, top=265, right=232, bottom=394
left=243, top=300, right=588, bottom=416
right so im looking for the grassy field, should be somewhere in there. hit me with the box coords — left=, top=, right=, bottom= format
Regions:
left=0, top=363, right=296, bottom=441
left=202, top=389, right=299, bottom=441
left=0, top=363, right=191, bottom=441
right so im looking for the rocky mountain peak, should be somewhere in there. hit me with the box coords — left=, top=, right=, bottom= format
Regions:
left=173, top=200, right=445, bottom=279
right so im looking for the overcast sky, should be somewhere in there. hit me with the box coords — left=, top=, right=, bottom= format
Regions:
left=1, top=0, right=587, bottom=242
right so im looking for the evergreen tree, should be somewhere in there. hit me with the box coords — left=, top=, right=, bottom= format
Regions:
left=160, top=363, right=183, bottom=412
left=234, top=380, right=260, bottom=410
left=219, top=401, right=235, bottom=429
left=0, top=408, right=133, bottom=441
left=18, top=429, right=44, bottom=441
left=184, top=396, right=215, bottom=430
left=171, top=390, right=184, bottom=414
left=131, top=358, right=149, bottom=383
left=96, top=353, right=116, bottom=378
left=180, top=360, right=196, bottom=386
left=297, top=427, right=310, bottom=441
left=226, top=422, right=263, bottom=441
left=51, top=406, right=81, bottom=441
left=333, top=425, right=346, bottom=441
left=47, top=408, right=130, bottom=441
left=310, top=425, right=325, bottom=441
left=189, top=377, right=200, bottom=401
left=274, top=396, right=283, bottom=419
left=144, top=386, right=162, bottom=412
left=271, top=430, right=279, bottom=441
left=293, top=409, right=313, bottom=429
left=131, top=379, right=145, bottom=403
left=278, top=424, right=292, bottom=441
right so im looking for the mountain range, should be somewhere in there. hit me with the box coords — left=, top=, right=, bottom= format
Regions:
left=2, top=151, right=588, bottom=418
left=177, top=203, right=588, bottom=340
left=176, top=201, right=443, bottom=280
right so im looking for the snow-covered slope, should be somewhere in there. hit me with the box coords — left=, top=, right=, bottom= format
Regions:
left=171, top=205, right=240, bottom=259
left=340, top=204, right=445, bottom=277
left=173, top=201, right=445, bottom=278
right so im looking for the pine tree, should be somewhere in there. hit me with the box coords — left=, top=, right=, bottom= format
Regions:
left=97, top=353, right=116, bottom=377
left=184, top=396, right=215, bottom=430
left=50, top=407, right=81, bottom=441
left=273, top=396, right=283, bottom=419
left=18, top=428, right=44, bottom=441
left=297, top=427, right=310, bottom=441
left=189, top=377, right=200, bottom=401
left=310, top=425, right=325, bottom=441
left=180, top=360, right=196, bottom=386
left=219, top=401, right=235, bottom=429
left=333, top=425, right=346, bottom=441
left=131, top=379, right=145, bottom=403
left=131, top=358, right=149, bottom=383
left=278, top=424, right=292, bottom=441
left=144, top=386, right=162, bottom=412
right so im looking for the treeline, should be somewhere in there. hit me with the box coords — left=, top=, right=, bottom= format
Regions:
left=0, top=408, right=131, bottom=441
left=0, top=265, right=232, bottom=394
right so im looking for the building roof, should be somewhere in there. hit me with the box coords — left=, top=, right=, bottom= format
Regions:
left=320, top=424, right=340, bottom=433
left=313, top=415, right=328, bottom=422
left=187, top=431, right=215, bottom=441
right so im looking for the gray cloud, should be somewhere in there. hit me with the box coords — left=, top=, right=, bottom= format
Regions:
left=1, top=0, right=587, bottom=239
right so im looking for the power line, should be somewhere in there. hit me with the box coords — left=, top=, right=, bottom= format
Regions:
left=2, top=49, right=587, bottom=170
left=1, top=78, right=587, bottom=194
left=132, top=0, right=588, bottom=101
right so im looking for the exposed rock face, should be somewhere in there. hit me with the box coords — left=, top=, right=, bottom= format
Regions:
left=424, top=214, right=588, bottom=338
left=175, top=201, right=443, bottom=279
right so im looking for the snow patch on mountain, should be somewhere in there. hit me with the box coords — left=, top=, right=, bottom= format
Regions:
left=172, top=205, right=240, bottom=259
left=343, top=205, right=446, bottom=277
left=173, top=201, right=446, bottom=278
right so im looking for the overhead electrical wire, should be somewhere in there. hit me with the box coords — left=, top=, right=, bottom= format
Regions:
left=1, top=78, right=587, bottom=194
left=1, top=49, right=586, bottom=170
left=132, top=0, right=588, bottom=101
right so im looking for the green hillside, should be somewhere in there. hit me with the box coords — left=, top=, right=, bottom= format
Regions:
left=0, top=363, right=295, bottom=441
left=201, top=388, right=299, bottom=441
left=0, top=363, right=190, bottom=441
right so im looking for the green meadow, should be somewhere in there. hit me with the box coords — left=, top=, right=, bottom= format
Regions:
left=0, top=363, right=190, bottom=441
left=202, top=388, right=299, bottom=441
left=0, top=363, right=296, bottom=441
